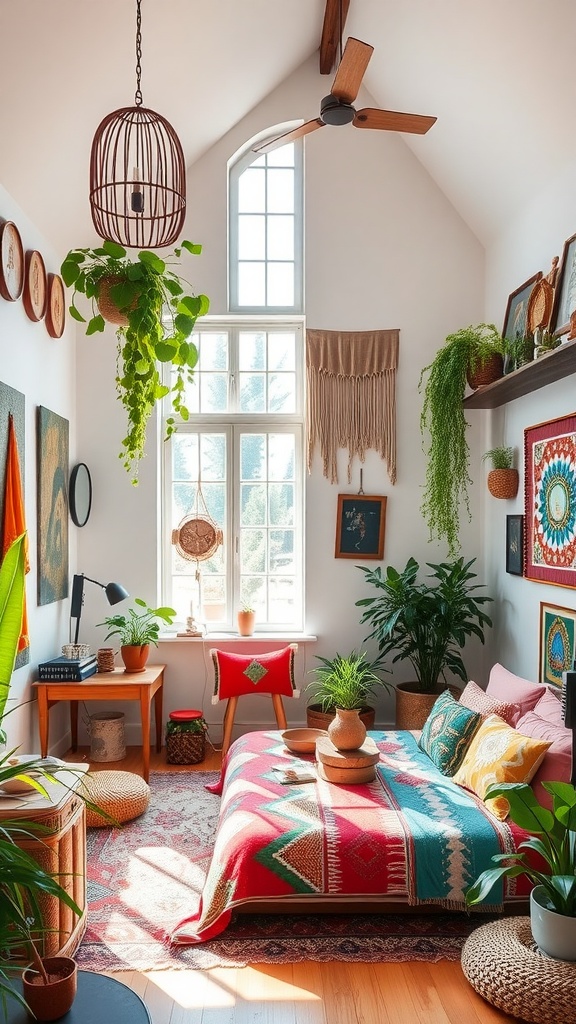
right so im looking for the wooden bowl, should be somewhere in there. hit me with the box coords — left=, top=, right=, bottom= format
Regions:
left=281, top=728, right=328, bottom=754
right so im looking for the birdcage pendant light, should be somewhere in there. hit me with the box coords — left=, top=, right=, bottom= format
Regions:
left=89, top=0, right=186, bottom=249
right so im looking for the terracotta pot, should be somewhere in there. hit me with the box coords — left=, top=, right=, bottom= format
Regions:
left=327, top=708, right=367, bottom=751
left=96, top=275, right=137, bottom=326
left=120, top=643, right=150, bottom=673
left=395, top=682, right=462, bottom=731
left=487, top=468, right=519, bottom=499
left=466, top=352, right=504, bottom=390
left=22, top=956, right=77, bottom=1021
left=237, top=610, right=255, bottom=636
left=306, top=704, right=376, bottom=732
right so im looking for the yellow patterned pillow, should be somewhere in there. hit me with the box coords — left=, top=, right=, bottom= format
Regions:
left=452, top=714, right=551, bottom=820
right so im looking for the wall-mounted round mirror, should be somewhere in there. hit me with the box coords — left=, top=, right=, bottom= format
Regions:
left=69, top=463, right=92, bottom=527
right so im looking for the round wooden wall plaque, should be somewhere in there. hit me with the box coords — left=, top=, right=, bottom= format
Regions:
left=45, top=273, right=66, bottom=338
left=23, top=249, right=47, bottom=321
left=0, top=221, right=25, bottom=301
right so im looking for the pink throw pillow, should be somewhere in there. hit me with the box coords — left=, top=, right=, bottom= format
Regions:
left=459, top=680, right=518, bottom=726
left=486, top=664, right=546, bottom=725
left=530, top=687, right=564, bottom=726
left=515, top=709, right=572, bottom=809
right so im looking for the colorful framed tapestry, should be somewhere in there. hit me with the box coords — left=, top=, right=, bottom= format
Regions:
left=37, top=406, right=69, bottom=605
left=506, top=515, right=524, bottom=576
left=335, top=494, right=386, bottom=559
left=524, top=414, right=576, bottom=587
left=539, top=602, right=576, bottom=688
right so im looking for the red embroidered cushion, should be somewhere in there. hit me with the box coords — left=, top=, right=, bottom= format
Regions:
left=211, top=646, right=299, bottom=704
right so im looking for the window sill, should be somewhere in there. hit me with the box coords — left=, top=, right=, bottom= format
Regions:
left=158, top=632, right=317, bottom=644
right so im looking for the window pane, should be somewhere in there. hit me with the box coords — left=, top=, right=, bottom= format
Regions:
left=268, top=333, right=295, bottom=371
left=268, top=373, right=295, bottom=413
left=200, top=436, right=226, bottom=481
left=267, top=169, right=294, bottom=212
left=267, top=262, right=294, bottom=306
left=198, top=332, right=228, bottom=371
left=241, top=578, right=266, bottom=616
left=268, top=577, right=295, bottom=623
left=238, top=262, right=265, bottom=306
left=241, top=434, right=266, bottom=480
left=238, top=167, right=265, bottom=212
left=241, top=530, right=266, bottom=573
left=200, top=576, right=226, bottom=623
left=172, top=435, right=198, bottom=480
left=199, top=373, right=228, bottom=413
left=239, top=372, right=266, bottom=412
left=239, top=332, right=266, bottom=371
left=267, top=215, right=294, bottom=260
left=173, top=482, right=197, bottom=522
left=241, top=483, right=266, bottom=526
left=269, top=434, right=295, bottom=480
left=267, top=143, right=294, bottom=167
left=269, top=483, right=294, bottom=526
left=238, top=215, right=265, bottom=260
left=270, top=530, right=294, bottom=573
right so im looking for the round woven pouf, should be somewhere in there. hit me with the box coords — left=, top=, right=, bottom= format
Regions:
left=80, top=770, right=150, bottom=827
left=461, top=917, right=576, bottom=1024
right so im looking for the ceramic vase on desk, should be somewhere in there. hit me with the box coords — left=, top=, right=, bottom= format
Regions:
left=327, top=708, right=367, bottom=751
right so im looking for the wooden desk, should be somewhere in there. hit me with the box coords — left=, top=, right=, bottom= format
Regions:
left=33, top=665, right=165, bottom=782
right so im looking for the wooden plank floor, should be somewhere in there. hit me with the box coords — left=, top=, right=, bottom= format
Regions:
left=65, top=745, right=522, bottom=1024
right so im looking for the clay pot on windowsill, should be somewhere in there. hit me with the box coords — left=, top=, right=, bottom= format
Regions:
left=237, top=610, right=255, bottom=637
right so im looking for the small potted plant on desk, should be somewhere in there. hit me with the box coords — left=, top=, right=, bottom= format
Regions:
left=466, top=780, right=576, bottom=962
left=356, top=556, right=493, bottom=730
left=305, top=650, right=390, bottom=742
left=98, top=598, right=176, bottom=672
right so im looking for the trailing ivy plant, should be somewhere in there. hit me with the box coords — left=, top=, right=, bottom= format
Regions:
left=419, top=323, right=505, bottom=555
left=61, top=239, right=210, bottom=483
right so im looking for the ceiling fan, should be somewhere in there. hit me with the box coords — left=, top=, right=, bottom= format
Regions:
left=253, top=28, right=436, bottom=155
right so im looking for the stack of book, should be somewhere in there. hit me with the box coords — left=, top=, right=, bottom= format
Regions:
left=37, top=655, right=98, bottom=681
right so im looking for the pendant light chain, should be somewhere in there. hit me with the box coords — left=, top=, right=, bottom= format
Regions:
left=135, top=0, right=143, bottom=107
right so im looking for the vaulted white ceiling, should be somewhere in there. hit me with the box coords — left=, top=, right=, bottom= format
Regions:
left=1, top=0, right=574, bottom=254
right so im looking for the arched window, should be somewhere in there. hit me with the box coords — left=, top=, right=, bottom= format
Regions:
left=229, top=136, right=303, bottom=313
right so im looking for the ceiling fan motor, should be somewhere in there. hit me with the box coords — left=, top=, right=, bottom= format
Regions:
left=320, top=94, right=355, bottom=126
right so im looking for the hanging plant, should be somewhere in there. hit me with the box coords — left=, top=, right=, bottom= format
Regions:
left=419, top=323, right=505, bottom=555
left=61, top=239, right=209, bottom=483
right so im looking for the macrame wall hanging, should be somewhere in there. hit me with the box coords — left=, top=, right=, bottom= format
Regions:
left=171, top=478, right=223, bottom=634
left=306, top=328, right=399, bottom=485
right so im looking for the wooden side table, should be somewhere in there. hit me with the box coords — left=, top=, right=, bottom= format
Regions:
left=33, top=665, right=165, bottom=782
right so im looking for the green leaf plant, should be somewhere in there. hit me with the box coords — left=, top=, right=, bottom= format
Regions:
left=419, top=324, right=505, bottom=555
left=306, top=650, right=391, bottom=713
left=61, top=239, right=210, bottom=484
left=98, top=597, right=176, bottom=646
left=482, top=445, right=514, bottom=470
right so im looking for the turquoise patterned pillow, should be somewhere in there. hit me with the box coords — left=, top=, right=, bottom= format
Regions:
left=418, top=690, right=482, bottom=776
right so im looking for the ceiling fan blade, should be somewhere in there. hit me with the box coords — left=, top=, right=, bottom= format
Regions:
left=319, top=0, right=351, bottom=75
left=353, top=108, right=437, bottom=134
left=253, top=119, right=325, bottom=155
left=331, top=37, right=374, bottom=105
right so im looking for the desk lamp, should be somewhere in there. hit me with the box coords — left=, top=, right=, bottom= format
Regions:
left=70, top=573, right=129, bottom=644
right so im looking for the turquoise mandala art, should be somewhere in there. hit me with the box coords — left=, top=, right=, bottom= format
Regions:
left=533, top=434, right=576, bottom=569
left=544, top=612, right=575, bottom=687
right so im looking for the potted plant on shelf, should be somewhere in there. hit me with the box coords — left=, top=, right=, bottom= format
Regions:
left=466, top=780, right=576, bottom=962
left=237, top=604, right=255, bottom=637
left=419, top=323, right=506, bottom=555
left=356, top=556, right=493, bottom=729
left=305, top=650, right=391, bottom=739
left=98, top=597, right=176, bottom=672
left=482, top=446, right=519, bottom=499
left=60, top=239, right=210, bottom=484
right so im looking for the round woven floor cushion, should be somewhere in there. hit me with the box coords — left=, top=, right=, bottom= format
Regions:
left=81, top=770, right=150, bottom=827
left=461, top=916, right=576, bottom=1024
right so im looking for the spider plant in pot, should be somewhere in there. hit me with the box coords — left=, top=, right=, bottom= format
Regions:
left=466, top=781, right=576, bottom=961
left=419, top=323, right=506, bottom=555
left=482, top=445, right=518, bottom=499
left=60, top=239, right=210, bottom=484
left=98, top=598, right=176, bottom=672
left=356, top=556, right=493, bottom=730
left=305, top=650, right=391, bottom=746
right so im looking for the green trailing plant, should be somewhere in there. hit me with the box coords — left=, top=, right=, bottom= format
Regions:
left=98, top=597, right=176, bottom=646
left=356, top=556, right=493, bottom=694
left=61, top=239, right=210, bottom=483
left=482, top=446, right=514, bottom=470
left=419, top=323, right=505, bottom=555
left=306, top=650, right=391, bottom=713
left=466, top=781, right=576, bottom=916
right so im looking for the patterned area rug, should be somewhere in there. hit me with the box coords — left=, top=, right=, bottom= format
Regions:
left=76, top=771, right=494, bottom=971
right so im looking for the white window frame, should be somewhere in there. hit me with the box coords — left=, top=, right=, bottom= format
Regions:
left=228, top=139, right=304, bottom=314
left=161, top=318, right=306, bottom=633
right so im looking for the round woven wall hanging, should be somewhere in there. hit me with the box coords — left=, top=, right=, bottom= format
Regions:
left=172, top=515, right=223, bottom=562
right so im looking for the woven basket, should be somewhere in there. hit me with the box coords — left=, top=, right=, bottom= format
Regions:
left=96, top=275, right=132, bottom=326
left=487, top=468, right=519, bottom=499
left=395, top=682, right=462, bottom=731
left=466, top=352, right=504, bottom=390
left=166, top=732, right=205, bottom=764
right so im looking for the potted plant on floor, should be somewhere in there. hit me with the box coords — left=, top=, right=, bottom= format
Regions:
left=482, top=446, right=519, bottom=499
left=419, top=323, right=506, bottom=555
left=98, top=597, right=176, bottom=672
left=466, top=780, right=576, bottom=961
left=305, top=650, right=391, bottom=735
left=61, top=239, right=210, bottom=483
left=356, top=556, right=493, bottom=729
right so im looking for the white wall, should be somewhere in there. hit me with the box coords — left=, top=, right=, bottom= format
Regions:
left=0, top=184, right=77, bottom=751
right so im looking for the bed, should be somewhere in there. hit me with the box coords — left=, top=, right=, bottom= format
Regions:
left=171, top=727, right=532, bottom=945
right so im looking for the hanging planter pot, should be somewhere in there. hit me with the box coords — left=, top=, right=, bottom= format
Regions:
left=487, top=468, right=519, bottom=499
left=466, top=351, right=504, bottom=390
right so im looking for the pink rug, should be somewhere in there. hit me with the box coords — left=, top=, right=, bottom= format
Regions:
left=76, top=771, right=496, bottom=971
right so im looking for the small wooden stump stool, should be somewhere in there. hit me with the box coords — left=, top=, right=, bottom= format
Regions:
left=316, top=735, right=380, bottom=784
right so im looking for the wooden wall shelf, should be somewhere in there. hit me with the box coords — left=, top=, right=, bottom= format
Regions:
left=463, top=337, right=576, bottom=409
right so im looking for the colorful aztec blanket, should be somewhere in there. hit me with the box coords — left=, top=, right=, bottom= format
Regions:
left=171, top=730, right=529, bottom=945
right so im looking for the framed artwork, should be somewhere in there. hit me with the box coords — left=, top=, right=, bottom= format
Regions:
left=524, top=413, right=576, bottom=587
left=505, top=515, right=524, bottom=576
left=0, top=382, right=29, bottom=668
left=37, top=406, right=69, bottom=605
left=502, top=272, right=542, bottom=342
left=539, top=601, right=576, bottom=688
left=550, top=232, right=576, bottom=336
left=335, top=494, right=386, bottom=560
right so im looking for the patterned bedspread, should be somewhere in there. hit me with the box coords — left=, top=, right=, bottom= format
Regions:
left=171, top=729, right=530, bottom=944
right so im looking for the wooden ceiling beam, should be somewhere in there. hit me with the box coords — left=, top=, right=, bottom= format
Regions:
left=319, top=0, right=350, bottom=75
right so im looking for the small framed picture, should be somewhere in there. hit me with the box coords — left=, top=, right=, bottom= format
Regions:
left=335, top=494, right=386, bottom=560
left=550, top=231, right=576, bottom=336
left=506, top=515, right=524, bottom=576
left=539, top=602, right=576, bottom=687
left=502, top=272, right=542, bottom=342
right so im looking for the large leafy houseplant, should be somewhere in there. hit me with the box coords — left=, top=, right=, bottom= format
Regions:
left=61, top=239, right=210, bottom=483
left=356, top=556, right=493, bottom=694
left=419, top=323, right=505, bottom=555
